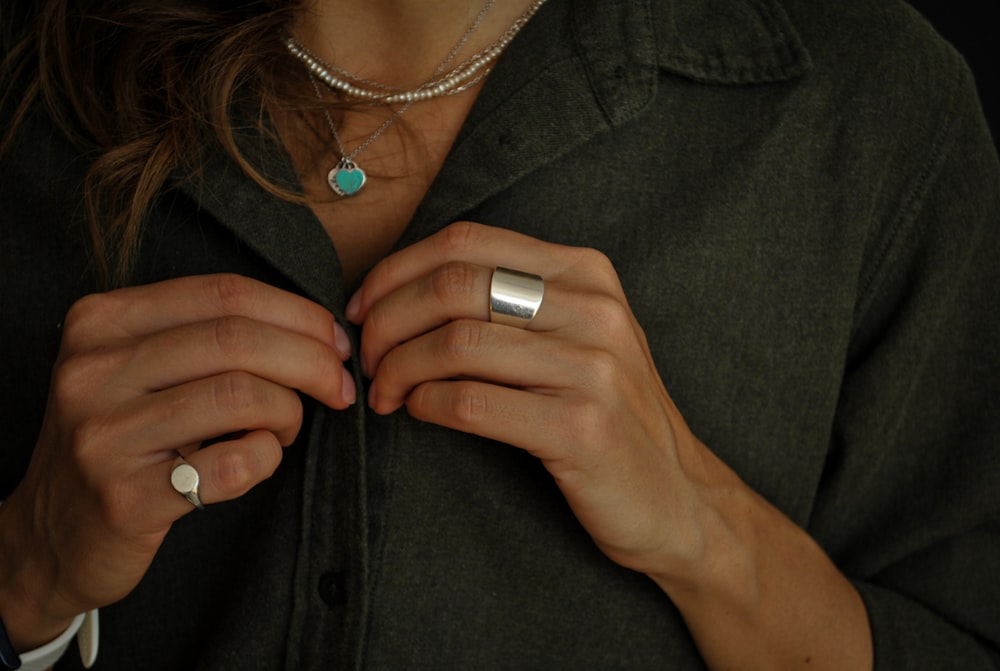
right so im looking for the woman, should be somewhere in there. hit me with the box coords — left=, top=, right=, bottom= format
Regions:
left=1, top=0, right=998, bottom=669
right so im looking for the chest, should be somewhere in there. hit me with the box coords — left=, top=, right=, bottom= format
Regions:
left=289, top=93, right=479, bottom=285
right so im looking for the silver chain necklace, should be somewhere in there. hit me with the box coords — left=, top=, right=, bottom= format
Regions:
left=286, top=0, right=548, bottom=104
left=294, top=0, right=494, bottom=197
left=289, top=0, right=548, bottom=197
left=306, top=75, right=411, bottom=197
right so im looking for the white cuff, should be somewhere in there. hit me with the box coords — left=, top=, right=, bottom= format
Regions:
left=17, top=609, right=98, bottom=671
left=0, top=503, right=99, bottom=670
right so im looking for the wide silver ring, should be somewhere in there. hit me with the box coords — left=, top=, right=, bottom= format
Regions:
left=489, top=267, right=544, bottom=328
left=170, top=457, right=205, bottom=510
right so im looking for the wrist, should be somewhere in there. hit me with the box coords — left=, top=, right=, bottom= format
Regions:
left=642, top=452, right=871, bottom=670
left=638, top=432, right=758, bottom=594
left=640, top=433, right=765, bottom=612
left=0, top=497, right=77, bottom=652
left=0, top=599, right=76, bottom=657
left=2, top=610, right=98, bottom=671
left=646, top=484, right=759, bottom=606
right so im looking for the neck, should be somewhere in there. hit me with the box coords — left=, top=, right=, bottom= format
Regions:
left=293, top=0, right=531, bottom=87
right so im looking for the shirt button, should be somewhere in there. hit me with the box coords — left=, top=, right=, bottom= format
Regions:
left=318, top=571, right=347, bottom=609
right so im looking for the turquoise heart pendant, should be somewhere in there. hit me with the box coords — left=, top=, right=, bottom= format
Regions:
left=328, top=159, right=366, bottom=197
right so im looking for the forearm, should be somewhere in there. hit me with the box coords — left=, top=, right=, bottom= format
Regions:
left=650, top=444, right=872, bottom=671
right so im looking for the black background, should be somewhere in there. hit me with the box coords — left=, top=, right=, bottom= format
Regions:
left=906, top=1, right=998, bottom=146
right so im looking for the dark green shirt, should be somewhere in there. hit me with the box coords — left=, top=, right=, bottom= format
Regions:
left=2, top=0, right=999, bottom=668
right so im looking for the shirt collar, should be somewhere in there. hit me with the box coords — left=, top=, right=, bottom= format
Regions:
left=402, top=0, right=811, bottom=240
left=176, top=0, right=812, bottom=306
left=652, top=0, right=812, bottom=84
left=569, top=0, right=812, bottom=119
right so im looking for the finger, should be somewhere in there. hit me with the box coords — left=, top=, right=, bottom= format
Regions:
left=120, top=314, right=354, bottom=409
left=98, top=427, right=284, bottom=533
left=359, top=262, right=566, bottom=377
left=165, top=430, right=284, bottom=515
left=347, top=222, right=581, bottom=323
left=106, top=371, right=306, bottom=458
left=404, top=379, right=569, bottom=461
left=63, top=274, right=349, bottom=359
left=368, top=320, right=578, bottom=414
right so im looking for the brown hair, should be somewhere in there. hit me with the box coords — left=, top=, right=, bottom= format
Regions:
left=1, top=0, right=317, bottom=286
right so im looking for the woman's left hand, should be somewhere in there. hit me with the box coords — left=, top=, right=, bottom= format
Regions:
left=348, top=221, right=873, bottom=670
left=346, top=221, right=710, bottom=574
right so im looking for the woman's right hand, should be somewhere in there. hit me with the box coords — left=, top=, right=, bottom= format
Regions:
left=0, top=274, right=355, bottom=651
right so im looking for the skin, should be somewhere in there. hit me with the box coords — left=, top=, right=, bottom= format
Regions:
left=347, top=221, right=874, bottom=671
left=282, top=0, right=539, bottom=285
left=0, top=1, right=874, bottom=669
left=0, top=275, right=355, bottom=650
left=295, top=0, right=537, bottom=86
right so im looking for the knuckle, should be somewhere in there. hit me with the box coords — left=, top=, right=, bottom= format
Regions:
left=256, top=434, right=285, bottom=472
left=211, top=436, right=282, bottom=497
left=371, top=249, right=405, bottom=288
left=283, top=397, right=305, bottom=442
left=52, top=349, right=120, bottom=405
left=306, top=345, right=341, bottom=399
left=575, top=247, right=617, bottom=278
left=212, top=315, right=261, bottom=361
left=571, top=248, right=627, bottom=296
left=365, top=300, right=394, bottom=337
left=580, top=293, right=630, bottom=330
left=430, top=261, right=480, bottom=306
left=373, top=346, right=404, bottom=386
left=440, top=320, right=486, bottom=361
left=448, top=382, right=490, bottom=424
left=212, top=371, right=262, bottom=416
left=62, top=292, right=117, bottom=342
left=51, top=354, right=91, bottom=403
left=210, top=273, right=258, bottom=315
left=438, top=220, right=482, bottom=255
left=582, top=347, right=621, bottom=389
left=212, top=449, right=257, bottom=496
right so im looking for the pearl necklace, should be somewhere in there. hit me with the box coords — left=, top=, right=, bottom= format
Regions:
left=286, top=0, right=548, bottom=105
left=289, top=0, right=548, bottom=197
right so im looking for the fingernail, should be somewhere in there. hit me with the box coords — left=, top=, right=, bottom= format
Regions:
left=333, top=321, right=352, bottom=358
left=342, top=369, right=357, bottom=405
left=345, top=287, right=363, bottom=323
